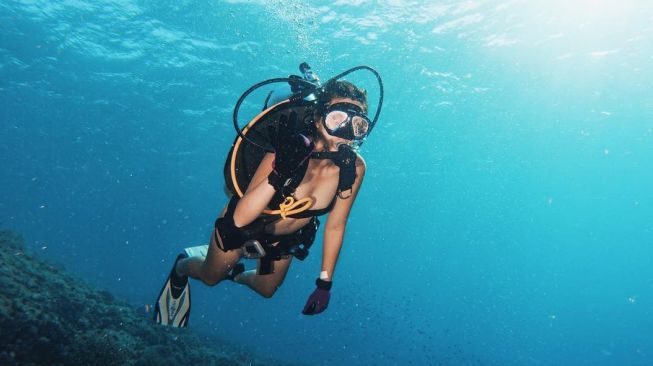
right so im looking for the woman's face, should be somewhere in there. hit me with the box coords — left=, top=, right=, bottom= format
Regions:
left=315, top=97, right=367, bottom=151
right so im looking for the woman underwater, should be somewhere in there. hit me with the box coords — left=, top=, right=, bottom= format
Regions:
left=154, top=65, right=383, bottom=326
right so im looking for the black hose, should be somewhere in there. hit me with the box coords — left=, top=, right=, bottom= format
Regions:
left=232, top=77, right=317, bottom=152
left=231, top=65, right=384, bottom=150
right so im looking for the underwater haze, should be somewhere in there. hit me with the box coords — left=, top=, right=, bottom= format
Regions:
left=2, top=0, right=653, bottom=365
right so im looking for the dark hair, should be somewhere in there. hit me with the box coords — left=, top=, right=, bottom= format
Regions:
left=317, top=80, right=368, bottom=113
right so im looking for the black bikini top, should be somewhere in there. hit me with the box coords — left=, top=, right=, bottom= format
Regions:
left=268, top=146, right=358, bottom=219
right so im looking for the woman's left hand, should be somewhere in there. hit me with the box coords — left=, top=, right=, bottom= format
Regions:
left=302, top=278, right=332, bottom=315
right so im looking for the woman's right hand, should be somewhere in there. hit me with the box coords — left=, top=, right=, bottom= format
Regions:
left=268, top=111, right=314, bottom=190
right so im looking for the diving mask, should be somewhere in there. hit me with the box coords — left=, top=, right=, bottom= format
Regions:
left=322, top=102, right=371, bottom=141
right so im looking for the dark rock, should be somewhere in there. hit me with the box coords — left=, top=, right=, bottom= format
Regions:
left=0, top=229, right=295, bottom=366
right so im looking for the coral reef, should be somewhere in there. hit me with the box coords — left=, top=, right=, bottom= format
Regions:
left=0, top=230, right=287, bottom=366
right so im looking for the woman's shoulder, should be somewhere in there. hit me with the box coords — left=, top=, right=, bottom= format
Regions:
left=355, top=153, right=366, bottom=174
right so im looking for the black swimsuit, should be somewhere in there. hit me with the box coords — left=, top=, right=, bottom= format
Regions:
left=284, top=196, right=337, bottom=219
left=268, top=155, right=339, bottom=219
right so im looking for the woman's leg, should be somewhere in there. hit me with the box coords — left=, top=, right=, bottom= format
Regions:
left=175, top=230, right=243, bottom=286
left=235, top=256, right=293, bottom=298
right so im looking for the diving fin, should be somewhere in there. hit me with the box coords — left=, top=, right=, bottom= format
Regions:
left=154, top=254, right=191, bottom=327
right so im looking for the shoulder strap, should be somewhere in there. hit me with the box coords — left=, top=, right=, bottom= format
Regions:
left=310, top=146, right=358, bottom=195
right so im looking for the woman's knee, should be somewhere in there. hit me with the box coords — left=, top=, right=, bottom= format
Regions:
left=255, top=257, right=291, bottom=298
left=199, top=267, right=227, bottom=286
left=257, top=278, right=287, bottom=298
left=201, top=276, right=223, bottom=286
left=199, top=245, right=241, bottom=286
left=258, top=285, right=280, bottom=298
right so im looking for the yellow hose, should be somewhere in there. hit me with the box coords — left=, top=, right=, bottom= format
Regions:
left=266, top=196, right=314, bottom=219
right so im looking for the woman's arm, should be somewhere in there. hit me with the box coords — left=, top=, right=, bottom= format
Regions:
left=232, top=152, right=276, bottom=227
left=233, top=130, right=314, bottom=227
left=320, top=155, right=367, bottom=281
left=301, top=155, right=366, bottom=315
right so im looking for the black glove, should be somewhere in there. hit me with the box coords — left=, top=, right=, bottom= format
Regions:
left=268, top=111, right=314, bottom=191
left=302, top=278, right=332, bottom=315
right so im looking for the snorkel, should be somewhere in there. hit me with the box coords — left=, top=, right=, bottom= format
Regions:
left=232, top=63, right=384, bottom=152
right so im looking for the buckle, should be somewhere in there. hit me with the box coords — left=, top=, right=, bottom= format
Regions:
left=242, top=239, right=266, bottom=259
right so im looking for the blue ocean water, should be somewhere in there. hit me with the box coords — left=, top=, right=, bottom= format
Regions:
left=2, top=0, right=653, bottom=364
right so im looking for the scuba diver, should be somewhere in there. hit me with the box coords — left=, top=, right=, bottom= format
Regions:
left=154, top=63, right=383, bottom=327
